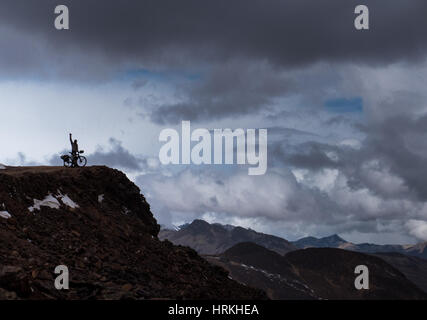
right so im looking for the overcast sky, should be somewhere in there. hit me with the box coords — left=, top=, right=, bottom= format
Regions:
left=1, top=0, right=427, bottom=244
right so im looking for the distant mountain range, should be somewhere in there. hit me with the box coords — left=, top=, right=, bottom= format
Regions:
left=160, top=219, right=427, bottom=299
left=161, top=220, right=427, bottom=259
left=159, top=219, right=297, bottom=255
left=291, top=234, right=427, bottom=260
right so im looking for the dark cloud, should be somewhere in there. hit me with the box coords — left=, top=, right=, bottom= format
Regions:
left=149, top=60, right=295, bottom=124
left=361, top=115, right=427, bottom=200
left=0, top=0, right=427, bottom=79
left=1, top=0, right=425, bottom=126
left=284, top=142, right=340, bottom=170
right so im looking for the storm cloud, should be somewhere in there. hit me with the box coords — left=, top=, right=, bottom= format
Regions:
left=0, top=0, right=427, bottom=79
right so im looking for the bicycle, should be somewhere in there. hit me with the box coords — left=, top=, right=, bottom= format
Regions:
left=61, top=150, right=87, bottom=168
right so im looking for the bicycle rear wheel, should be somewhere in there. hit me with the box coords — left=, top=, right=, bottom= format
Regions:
left=62, top=155, right=72, bottom=168
left=63, top=159, right=72, bottom=168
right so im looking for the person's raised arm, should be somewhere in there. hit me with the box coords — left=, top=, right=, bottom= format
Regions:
left=69, top=133, right=73, bottom=144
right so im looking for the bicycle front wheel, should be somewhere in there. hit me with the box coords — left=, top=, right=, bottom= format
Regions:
left=78, top=156, right=87, bottom=167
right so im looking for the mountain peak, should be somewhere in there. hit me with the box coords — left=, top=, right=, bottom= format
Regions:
left=323, top=234, right=346, bottom=242
left=292, top=233, right=349, bottom=249
left=192, top=219, right=209, bottom=225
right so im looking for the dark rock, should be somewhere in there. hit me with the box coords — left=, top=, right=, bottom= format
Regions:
left=0, top=166, right=266, bottom=300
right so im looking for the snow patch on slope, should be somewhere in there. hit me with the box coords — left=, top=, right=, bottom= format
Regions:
left=238, top=262, right=317, bottom=297
left=28, top=192, right=79, bottom=212
left=57, top=192, right=79, bottom=209
left=0, top=211, right=11, bottom=219
left=29, top=195, right=61, bottom=212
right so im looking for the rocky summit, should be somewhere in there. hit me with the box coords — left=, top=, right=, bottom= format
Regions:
left=0, top=166, right=266, bottom=300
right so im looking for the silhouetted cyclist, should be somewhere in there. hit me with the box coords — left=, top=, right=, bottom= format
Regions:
left=69, top=133, right=79, bottom=167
